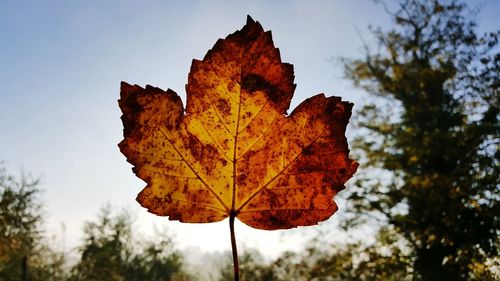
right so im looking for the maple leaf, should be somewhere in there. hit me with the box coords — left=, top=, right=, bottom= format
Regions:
left=119, top=16, right=358, bottom=231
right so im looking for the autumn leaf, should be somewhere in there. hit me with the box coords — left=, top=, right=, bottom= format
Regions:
left=119, top=16, right=358, bottom=231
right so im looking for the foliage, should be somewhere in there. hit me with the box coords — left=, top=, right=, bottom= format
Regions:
left=69, top=206, right=192, bottom=281
left=218, top=249, right=274, bottom=281
left=218, top=229, right=413, bottom=281
left=342, top=0, right=499, bottom=280
left=0, top=164, right=67, bottom=281
left=0, top=163, right=193, bottom=281
left=118, top=16, right=357, bottom=230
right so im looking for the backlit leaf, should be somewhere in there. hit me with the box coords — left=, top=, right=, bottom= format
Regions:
left=119, top=16, right=358, bottom=230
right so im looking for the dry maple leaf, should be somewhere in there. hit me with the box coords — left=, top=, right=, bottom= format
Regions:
left=119, top=16, right=358, bottom=230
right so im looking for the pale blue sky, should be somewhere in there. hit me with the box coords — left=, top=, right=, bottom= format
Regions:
left=1, top=0, right=498, bottom=257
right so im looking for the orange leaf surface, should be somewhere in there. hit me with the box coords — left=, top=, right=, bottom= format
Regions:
left=119, top=16, right=358, bottom=230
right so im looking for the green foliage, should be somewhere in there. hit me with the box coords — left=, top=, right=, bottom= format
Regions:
left=69, top=206, right=192, bottom=281
left=0, top=165, right=67, bottom=281
left=218, top=229, right=413, bottom=281
left=0, top=163, right=193, bottom=281
left=218, top=249, right=274, bottom=281
left=342, top=0, right=499, bottom=280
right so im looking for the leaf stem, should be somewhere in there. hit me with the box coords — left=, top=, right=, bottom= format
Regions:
left=229, top=212, right=239, bottom=281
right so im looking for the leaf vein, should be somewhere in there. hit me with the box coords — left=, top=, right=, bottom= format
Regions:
left=198, top=120, right=233, bottom=163
left=201, top=94, right=233, bottom=136
left=235, top=114, right=279, bottom=161
left=158, top=127, right=229, bottom=211
left=236, top=133, right=327, bottom=212
left=236, top=98, right=270, bottom=134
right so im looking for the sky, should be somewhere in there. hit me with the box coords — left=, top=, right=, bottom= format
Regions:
left=1, top=0, right=499, bottom=259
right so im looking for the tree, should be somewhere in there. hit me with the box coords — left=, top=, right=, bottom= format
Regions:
left=0, top=164, right=67, bottom=281
left=70, top=206, right=192, bottom=281
left=343, top=0, right=499, bottom=280
left=218, top=249, right=275, bottom=281
left=217, top=230, right=413, bottom=281
left=126, top=237, right=189, bottom=281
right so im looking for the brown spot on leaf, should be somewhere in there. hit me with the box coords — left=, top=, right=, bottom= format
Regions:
left=216, top=98, right=231, bottom=115
left=241, top=74, right=281, bottom=103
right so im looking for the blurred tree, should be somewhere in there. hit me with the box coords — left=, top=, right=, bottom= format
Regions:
left=70, top=206, right=192, bottom=281
left=218, top=249, right=274, bottom=281
left=0, top=164, right=67, bottom=281
left=342, top=0, right=499, bottom=280
left=217, top=229, right=413, bottom=281
left=301, top=229, right=413, bottom=281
